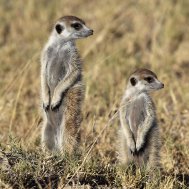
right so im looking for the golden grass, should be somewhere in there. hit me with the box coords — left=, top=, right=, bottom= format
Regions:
left=0, top=0, right=189, bottom=188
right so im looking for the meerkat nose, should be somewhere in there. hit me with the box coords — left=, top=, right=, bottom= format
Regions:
left=161, top=83, right=164, bottom=88
left=89, top=29, right=93, bottom=35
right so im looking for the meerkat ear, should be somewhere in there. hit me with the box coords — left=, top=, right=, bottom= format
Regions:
left=130, top=77, right=137, bottom=86
left=55, top=24, right=64, bottom=34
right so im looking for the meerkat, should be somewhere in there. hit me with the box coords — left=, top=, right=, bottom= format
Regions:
left=41, top=16, right=93, bottom=153
left=119, top=68, right=164, bottom=170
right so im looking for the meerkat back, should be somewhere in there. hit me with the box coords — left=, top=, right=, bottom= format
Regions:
left=119, top=68, right=164, bottom=170
left=40, top=16, right=93, bottom=154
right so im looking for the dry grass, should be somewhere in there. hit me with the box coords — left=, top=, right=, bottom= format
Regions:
left=0, top=0, right=189, bottom=188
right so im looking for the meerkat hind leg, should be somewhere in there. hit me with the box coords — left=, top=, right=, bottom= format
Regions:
left=61, top=86, right=82, bottom=155
left=141, top=126, right=160, bottom=169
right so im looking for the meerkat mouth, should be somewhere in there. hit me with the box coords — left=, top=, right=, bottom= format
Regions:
left=76, top=31, right=93, bottom=38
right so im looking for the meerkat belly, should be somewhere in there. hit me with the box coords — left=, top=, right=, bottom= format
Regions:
left=46, top=49, right=71, bottom=95
left=126, top=97, right=146, bottom=139
left=47, top=59, right=66, bottom=92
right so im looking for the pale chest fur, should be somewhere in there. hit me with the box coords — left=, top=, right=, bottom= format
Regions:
left=125, top=94, right=148, bottom=139
left=43, top=42, right=78, bottom=95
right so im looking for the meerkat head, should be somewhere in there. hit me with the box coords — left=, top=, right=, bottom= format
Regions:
left=127, top=68, right=164, bottom=94
left=53, top=16, right=93, bottom=41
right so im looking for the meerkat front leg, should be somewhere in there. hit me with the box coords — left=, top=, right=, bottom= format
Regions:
left=136, top=102, right=155, bottom=152
left=119, top=105, right=136, bottom=154
left=51, top=69, right=80, bottom=110
left=41, top=67, right=50, bottom=111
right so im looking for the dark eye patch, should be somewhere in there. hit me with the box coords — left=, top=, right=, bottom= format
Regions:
left=55, top=24, right=64, bottom=34
left=144, top=76, right=154, bottom=83
left=71, top=23, right=82, bottom=30
left=130, top=77, right=137, bottom=86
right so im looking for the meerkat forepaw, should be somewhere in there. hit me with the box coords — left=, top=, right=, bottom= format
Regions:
left=43, top=97, right=50, bottom=111
left=43, top=103, right=50, bottom=111
left=127, top=139, right=136, bottom=155
left=130, top=149, right=137, bottom=155
left=51, top=95, right=61, bottom=111
left=42, top=94, right=50, bottom=111
left=136, top=137, right=144, bottom=152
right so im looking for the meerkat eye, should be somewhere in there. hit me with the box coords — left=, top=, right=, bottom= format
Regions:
left=130, top=77, right=137, bottom=86
left=144, top=76, right=154, bottom=83
left=55, top=24, right=64, bottom=34
left=71, top=23, right=82, bottom=30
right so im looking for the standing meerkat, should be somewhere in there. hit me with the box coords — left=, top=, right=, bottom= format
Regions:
left=41, top=16, right=93, bottom=153
left=119, top=68, right=164, bottom=170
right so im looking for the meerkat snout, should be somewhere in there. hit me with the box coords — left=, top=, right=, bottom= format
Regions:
left=53, top=16, right=93, bottom=40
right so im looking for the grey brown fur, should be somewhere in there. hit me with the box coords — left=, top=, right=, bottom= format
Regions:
left=41, top=16, right=93, bottom=153
left=119, top=68, right=164, bottom=169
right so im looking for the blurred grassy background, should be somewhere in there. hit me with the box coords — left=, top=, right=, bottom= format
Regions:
left=0, top=0, right=189, bottom=188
